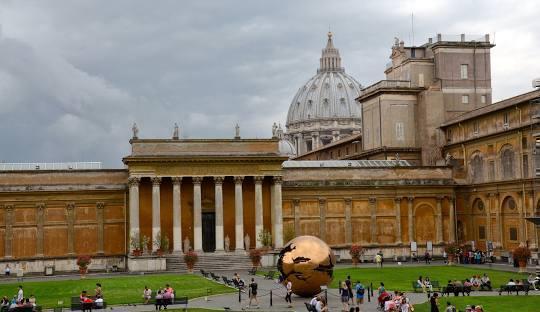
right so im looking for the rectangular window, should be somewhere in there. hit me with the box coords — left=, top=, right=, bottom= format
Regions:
left=503, top=112, right=509, bottom=125
left=395, top=122, right=404, bottom=141
left=418, top=73, right=425, bottom=87
left=447, top=129, right=452, bottom=143
left=488, top=161, right=495, bottom=181
left=337, top=150, right=341, bottom=158
left=330, top=151, right=333, bottom=159
left=522, top=136, right=528, bottom=149
left=345, top=147, right=349, bottom=156
left=481, top=95, right=486, bottom=104
left=462, top=95, right=469, bottom=104
left=460, top=64, right=468, bottom=79
left=509, top=228, right=518, bottom=241
left=354, top=144, right=358, bottom=153
left=473, top=121, right=479, bottom=134
left=523, top=154, right=529, bottom=178
left=478, top=226, right=486, bottom=240
left=487, top=144, right=494, bottom=154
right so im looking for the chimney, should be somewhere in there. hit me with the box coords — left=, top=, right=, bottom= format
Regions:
left=437, top=33, right=442, bottom=42
left=484, top=34, right=490, bottom=42
left=460, top=34, right=465, bottom=42
left=428, top=37, right=432, bottom=44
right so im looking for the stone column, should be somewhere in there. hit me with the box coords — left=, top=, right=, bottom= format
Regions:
left=66, top=202, right=75, bottom=256
left=436, top=196, right=443, bottom=244
left=254, top=176, right=264, bottom=248
left=36, top=203, right=45, bottom=257
left=319, top=198, right=327, bottom=241
left=311, top=132, right=320, bottom=150
left=234, top=176, right=244, bottom=251
left=492, top=193, right=501, bottom=246
left=96, top=202, right=105, bottom=255
left=214, top=176, right=225, bottom=252
left=151, top=177, right=162, bottom=252
left=193, top=177, right=203, bottom=252
left=345, top=198, right=352, bottom=244
left=408, top=197, right=414, bottom=242
left=486, top=195, right=493, bottom=243
left=293, top=199, right=300, bottom=236
left=394, top=197, right=402, bottom=244
left=448, top=197, right=456, bottom=242
left=128, top=177, right=140, bottom=239
left=273, top=176, right=284, bottom=248
left=4, top=205, right=14, bottom=259
left=369, top=197, right=377, bottom=244
left=172, top=177, right=183, bottom=253
left=518, top=191, right=525, bottom=243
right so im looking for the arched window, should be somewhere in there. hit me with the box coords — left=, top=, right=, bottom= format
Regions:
left=501, top=147, right=515, bottom=179
left=502, top=196, right=517, bottom=212
left=470, top=153, right=484, bottom=183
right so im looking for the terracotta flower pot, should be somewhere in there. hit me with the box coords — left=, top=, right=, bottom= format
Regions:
left=518, top=260, right=527, bottom=272
left=132, top=249, right=142, bottom=257
left=352, top=256, right=359, bottom=266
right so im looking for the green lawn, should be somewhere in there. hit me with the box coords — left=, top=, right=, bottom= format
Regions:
left=0, top=274, right=233, bottom=309
left=412, top=295, right=540, bottom=312
left=329, top=265, right=527, bottom=291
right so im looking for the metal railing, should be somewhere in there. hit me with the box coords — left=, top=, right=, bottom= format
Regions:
left=0, top=162, right=102, bottom=171
left=361, top=80, right=412, bottom=95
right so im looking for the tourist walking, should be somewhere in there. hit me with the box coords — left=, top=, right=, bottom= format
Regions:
left=16, top=286, right=23, bottom=303
left=247, top=278, right=259, bottom=309
left=339, top=281, right=349, bottom=311
left=285, top=279, right=292, bottom=308
left=345, top=275, right=353, bottom=304
left=355, top=280, right=365, bottom=307
left=430, top=292, right=439, bottom=312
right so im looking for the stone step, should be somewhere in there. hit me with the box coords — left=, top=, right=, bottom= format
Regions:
left=165, top=253, right=253, bottom=272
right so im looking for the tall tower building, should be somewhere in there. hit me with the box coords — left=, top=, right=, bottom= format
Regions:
left=285, top=32, right=362, bottom=155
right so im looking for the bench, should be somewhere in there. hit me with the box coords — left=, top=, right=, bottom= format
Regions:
left=264, top=271, right=276, bottom=280
left=210, top=272, right=221, bottom=282
left=248, top=267, right=257, bottom=275
left=430, top=281, right=442, bottom=292
left=222, top=276, right=234, bottom=287
left=498, top=284, right=530, bottom=295
left=412, top=281, right=423, bottom=293
left=70, top=297, right=107, bottom=311
left=1, top=307, right=36, bottom=312
left=442, top=285, right=471, bottom=297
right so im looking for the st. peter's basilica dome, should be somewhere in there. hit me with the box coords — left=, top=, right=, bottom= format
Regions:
left=285, top=32, right=362, bottom=155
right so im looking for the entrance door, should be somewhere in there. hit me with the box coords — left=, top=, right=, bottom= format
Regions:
left=202, top=212, right=216, bottom=252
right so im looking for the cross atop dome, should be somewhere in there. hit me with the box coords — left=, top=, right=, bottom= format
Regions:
left=319, top=32, right=342, bottom=72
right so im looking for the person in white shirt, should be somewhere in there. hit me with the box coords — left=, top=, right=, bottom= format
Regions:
left=309, top=296, right=318, bottom=308
left=4, top=264, right=10, bottom=277
left=507, top=279, right=516, bottom=286
left=143, top=286, right=152, bottom=304
left=527, top=274, right=538, bottom=290
left=16, top=286, right=23, bottom=303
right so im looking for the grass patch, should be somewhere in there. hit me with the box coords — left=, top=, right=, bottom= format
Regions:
left=412, top=295, right=540, bottom=312
left=0, top=274, right=233, bottom=309
left=329, top=266, right=527, bottom=291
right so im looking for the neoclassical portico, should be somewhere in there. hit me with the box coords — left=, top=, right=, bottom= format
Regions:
left=123, top=138, right=288, bottom=254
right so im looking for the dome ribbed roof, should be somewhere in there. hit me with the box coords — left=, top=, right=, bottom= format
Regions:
left=286, top=33, right=362, bottom=127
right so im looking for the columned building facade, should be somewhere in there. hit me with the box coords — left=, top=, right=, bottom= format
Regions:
left=122, top=138, right=288, bottom=253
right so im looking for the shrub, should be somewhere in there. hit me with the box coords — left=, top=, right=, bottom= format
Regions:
left=349, top=244, right=363, bottom=259
left=249, top=249, right=263, bottom=267
left=444, top=242, right=460, bottom=255
left=76, top=255, right=92, bottom=269
left=513, top=246, right=531, bottom=262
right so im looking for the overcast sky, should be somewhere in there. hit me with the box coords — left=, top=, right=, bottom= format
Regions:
left=0, top=0, right=539, bottom=167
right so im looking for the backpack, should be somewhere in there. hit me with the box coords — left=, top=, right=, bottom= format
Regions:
left=356, top=285, right=365, bottom=295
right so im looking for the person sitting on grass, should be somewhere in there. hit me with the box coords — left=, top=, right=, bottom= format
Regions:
left=445, top=301, right=456, bottom=312
left=480, top=274, right=491, bottom=290
left=143, top=286, right=152, bottom=304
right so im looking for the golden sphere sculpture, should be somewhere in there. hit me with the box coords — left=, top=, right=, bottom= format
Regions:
left=277, top=235, right=336, bottom=297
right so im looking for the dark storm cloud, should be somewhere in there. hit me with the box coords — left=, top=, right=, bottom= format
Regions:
left=0, top=0, right=539, bottom=167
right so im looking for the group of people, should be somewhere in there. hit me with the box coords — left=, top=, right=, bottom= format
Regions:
left=79, top=283, right=104, bottom=311
left=142, top=284, right=175, bottom=310
left=376, top=285, right=415, bottom=312
left=416, top=276, right=435, bottom=293
left=308, top=295, right=329, bottom=312
left=338, top=276, right=366, bottom=311
left=445, top=273, right=492, bottom=292
left=457, top=250, right=487, bottom=264
left=0, top=286, right=37, bottom=312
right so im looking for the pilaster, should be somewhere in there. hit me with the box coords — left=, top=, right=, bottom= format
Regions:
left=36, top=203, right=45, bottom=257
left=96, top=202, right=105, bottom=255
left=344, top=197, right=352, bottom=245
left=369, top=197, right=377, bottom=244
left=65, top=202, right=75, bottom=256
left=319, top=198, right=327, bottom=241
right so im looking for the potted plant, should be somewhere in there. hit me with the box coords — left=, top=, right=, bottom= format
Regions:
left=444, top=242, right=460, bottom=265
left=249, top=249, right=263, bottom=269
left=76, top=255, right=92, bottom=278
left=153, top=231, right=170, bottom=256
left=130, top=232, right=143, bottom=256
left=257, top=229, right=273, bottom=251
left=513, top=246, right=531, bottom=272
left=184, top=250, right=198, bottom=273
left=349, top=244, right=363, bottom=266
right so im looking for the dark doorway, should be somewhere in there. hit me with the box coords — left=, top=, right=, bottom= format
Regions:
left=202, top=212, right=216, bottom=252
